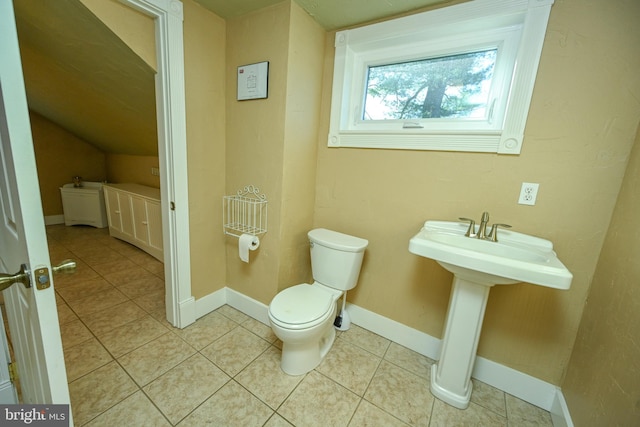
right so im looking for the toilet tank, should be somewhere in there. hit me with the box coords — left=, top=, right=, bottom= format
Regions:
left=308, top=228, right=368, bottom=291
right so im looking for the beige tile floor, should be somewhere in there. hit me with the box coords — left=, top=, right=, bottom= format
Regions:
left=47, top=224, right=554, bottom=426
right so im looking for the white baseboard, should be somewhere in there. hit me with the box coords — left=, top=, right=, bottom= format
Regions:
left=194, top=288, right=227, bottom=319
left=194, top=287, right=572, bottom=425
left=550, top=388, right=573, bottom=427
left=45, top=215, right=64, bottom=225
left=346, top=302, right=441, bottom=360
left=225, top=287, right=270, bottom=324
left=176, top=296, right=197, bottom=328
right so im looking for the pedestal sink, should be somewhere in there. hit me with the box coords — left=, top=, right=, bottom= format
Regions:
left=409, top=220, right=572, bottom=409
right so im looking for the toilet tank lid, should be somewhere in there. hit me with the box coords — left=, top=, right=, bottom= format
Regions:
left=308, top=228, right=368, bottom=252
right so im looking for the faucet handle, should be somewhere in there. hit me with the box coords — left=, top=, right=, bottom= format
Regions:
left=487, top=223, right=512, bottom=242
left=459, top=217, right=476, bottom=237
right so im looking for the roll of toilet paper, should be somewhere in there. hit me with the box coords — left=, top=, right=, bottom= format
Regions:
left=239, top=233, right=260, bottom=263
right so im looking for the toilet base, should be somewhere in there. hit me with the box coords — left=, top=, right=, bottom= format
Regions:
left=280, top=323, right=336, bottom=376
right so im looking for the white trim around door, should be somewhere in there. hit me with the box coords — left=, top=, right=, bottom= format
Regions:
left=121, top=0, right=194, bottom=328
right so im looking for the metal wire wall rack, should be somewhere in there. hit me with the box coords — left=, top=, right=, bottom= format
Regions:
left=223, top=185, right=268, bottom=237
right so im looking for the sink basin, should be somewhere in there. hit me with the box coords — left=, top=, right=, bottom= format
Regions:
left=409, top=220, right=572, bottom=289
left=409, top=219, right=573, bottom=409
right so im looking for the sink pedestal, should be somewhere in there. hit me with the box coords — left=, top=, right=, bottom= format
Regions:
left=409, top=220, right=573, bottom=408
left=431, top=276, right=491, bottom=409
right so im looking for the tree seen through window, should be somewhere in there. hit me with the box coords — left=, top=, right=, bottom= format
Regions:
left=364, top=49, right=497, bottom=121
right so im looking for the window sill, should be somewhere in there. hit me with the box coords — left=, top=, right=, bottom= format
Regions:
left=328, top=131, right=522, bottom=154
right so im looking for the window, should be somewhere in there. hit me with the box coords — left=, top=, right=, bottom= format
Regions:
left=363, top=49, right=497, bottom=121
left=328, top=0, right=554, bottom=154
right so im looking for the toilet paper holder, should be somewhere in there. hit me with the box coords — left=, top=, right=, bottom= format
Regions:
left=223, top=185, right=268, bottom=238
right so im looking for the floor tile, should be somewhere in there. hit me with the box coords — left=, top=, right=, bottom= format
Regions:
left=216, top=304, right=250, bottom=323
left=278, top=371, right=360, bottom=427
left=133, top=289, right=165, bottom=313
left=97, top=315, right=168, bottom=357
left=84, top=391, right=171, bottom=427
left=67, top=287, right=129, bottom=316
left=316, top=338, right=381, bottom=396
left=78, top=248, right=127, bottom=267
left=53, top=260, right=99, bottom=288
left=241, top=316, right=278, bottom=343
left=172, top=311, right=237, bottom=350
left=68, top=361, right=138, bottom=425
left=102, top=266, right=158, bottom=287
left=80, top=300, right=148, bottom=336
left=118, top=332, right=196, bottom=386
left=349, top=400, right=409, bottom=427
left=383, top=342, right=434, bottom=380
left=141, top=259, right=165, bottom=276
left=430, top=398, right=508, bottom=426
left=177, top=380, right=273, bottom=427
left=364, top=360, right=435, bottom=426
left=56, top=303, right=78, bottom=325
left=90, top=258, right=139, bottom=276
left=144, top=353, right=230, bottom=424
left=63, top=337, right=113, bottom=382
left=470, top=379, right=506, bottom=417
left=116, top=276, right=165, bottom=299
left=60, top=319, right=93, bottom=349
left=108, top=240, right=146, bottom=257
left=264, top=414, right=295, bottom=427
left=505, top=393, right=554, bottom=426
left=339, top=325, right=390, bottom=357
left=236, top=346, right=305, bottom=409
left=201, top=326, right=270, bottom=377
left=56, top=277, right=115, bottom=303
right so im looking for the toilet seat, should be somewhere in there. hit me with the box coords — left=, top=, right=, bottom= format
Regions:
left=269, top=284, right=338, bottom=330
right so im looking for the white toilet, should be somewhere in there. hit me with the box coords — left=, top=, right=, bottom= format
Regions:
left=268, top=228, right=368, bottom=375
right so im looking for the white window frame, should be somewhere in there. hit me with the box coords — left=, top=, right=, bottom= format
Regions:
left=328, top=0, right=554, bottom=154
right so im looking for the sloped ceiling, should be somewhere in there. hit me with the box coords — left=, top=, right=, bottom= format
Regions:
left=14, top=0, right=158, bottom=155
left=15, top=0, right=448, bottom=156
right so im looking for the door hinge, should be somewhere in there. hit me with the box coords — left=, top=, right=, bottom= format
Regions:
left=8, top=362, right=17, bottom=383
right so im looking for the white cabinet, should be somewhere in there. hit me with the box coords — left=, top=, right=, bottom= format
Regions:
left=103, top=184, right=163, bottom=261
left=60, top=182, right=108, bottom=228
left=104, top=186, right=134, bottom=239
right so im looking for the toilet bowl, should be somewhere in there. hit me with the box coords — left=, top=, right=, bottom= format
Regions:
left=268, top=228, right=368, bottom=375
left=269, top=283, right=342, bottom=375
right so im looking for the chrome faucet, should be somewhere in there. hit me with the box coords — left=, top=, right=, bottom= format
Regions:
left=487, top=223, right=512, bottom=242
left=477, top=211, right=490, bottom=239
left=460, top=212, right=512, bottom=242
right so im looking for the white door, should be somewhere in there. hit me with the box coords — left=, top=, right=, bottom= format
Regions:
left=0, top=0, right=71, bottom=407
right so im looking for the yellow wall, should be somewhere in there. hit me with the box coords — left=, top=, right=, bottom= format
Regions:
left=278, top=3, right=325, bottom=290
left=225, top=1, right=324, bottom=304
left=562, top=124, right=640, bottom=425
left=226, top=2, right=289, bottom=304
left=105, top=154, right=160, bottom=188
left=314, top=0, right=640, bottom=385
left=183, top=0, right=227, bottom=299
left=30, top=111, right=106, bottom=216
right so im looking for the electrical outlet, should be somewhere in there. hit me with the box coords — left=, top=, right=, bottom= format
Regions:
left=518, top=182, right=539, bottom=205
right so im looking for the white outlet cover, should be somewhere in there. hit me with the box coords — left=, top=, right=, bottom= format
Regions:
left=518, top=182, right=539, bottom=205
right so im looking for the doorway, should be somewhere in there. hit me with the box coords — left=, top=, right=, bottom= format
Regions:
left=13, top=0, right=193, bottom=329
